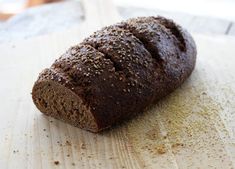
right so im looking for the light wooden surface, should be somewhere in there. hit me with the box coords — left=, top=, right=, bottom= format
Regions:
left=1, top=1, right=235, bottom=44
left=0, top=0, right=235, bottom=169
left=119, top=7, right=234, bottom=36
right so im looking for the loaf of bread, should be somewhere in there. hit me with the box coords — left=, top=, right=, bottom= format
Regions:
left=32, top=16, right=196, bottom=132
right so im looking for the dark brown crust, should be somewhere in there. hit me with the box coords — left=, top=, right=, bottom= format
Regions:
left=32, top=16, right=197, bottom=132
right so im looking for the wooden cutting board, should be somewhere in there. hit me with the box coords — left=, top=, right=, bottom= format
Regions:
left=0, top=0, right=235, bottom=168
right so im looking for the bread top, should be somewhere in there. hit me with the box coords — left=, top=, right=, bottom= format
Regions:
left=38, top=16, right=196, bottom=128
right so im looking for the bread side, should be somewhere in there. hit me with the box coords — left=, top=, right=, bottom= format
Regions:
left=32, top=16, right=197, bottom=132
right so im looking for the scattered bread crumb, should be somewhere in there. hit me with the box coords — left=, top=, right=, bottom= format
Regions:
left=13, top=150, right=19, bottom=153
left=80, top=143, right=86, bottom=149
left=66, top=141, right=71, bottom=146
left=171, top=143, right=184, bottom=148
left=54, top=161, right=59, bottom=165
left=202, top=92, right=207, bottom=95
left=156, top=144, right=166, bottom=154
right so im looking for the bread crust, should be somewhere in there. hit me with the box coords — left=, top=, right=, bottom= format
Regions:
left=32, top=16, right=197, bottom=132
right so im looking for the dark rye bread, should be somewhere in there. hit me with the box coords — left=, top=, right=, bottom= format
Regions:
left=32, top=16, right=197, bottom=132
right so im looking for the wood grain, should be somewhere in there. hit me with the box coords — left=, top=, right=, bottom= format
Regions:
left=0, top=0, right=235, bottom=168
